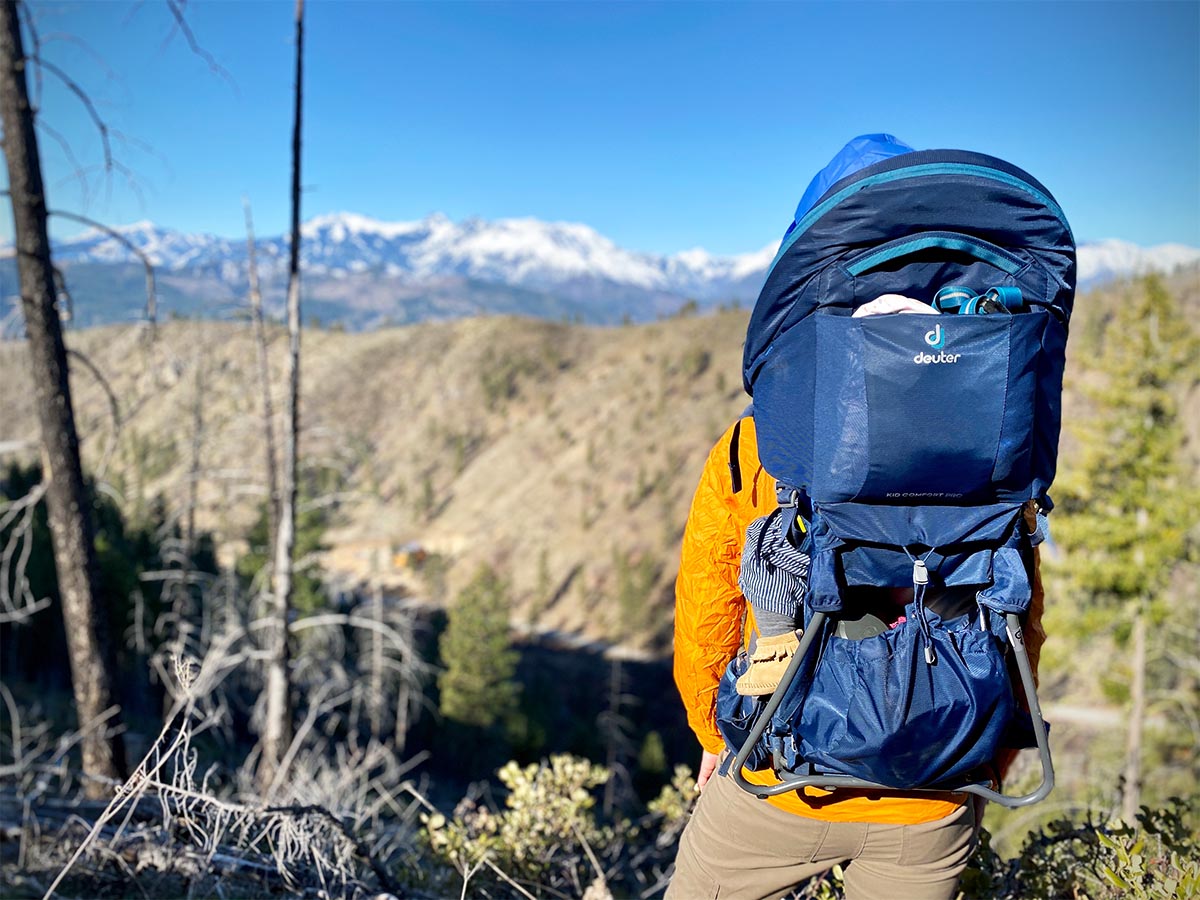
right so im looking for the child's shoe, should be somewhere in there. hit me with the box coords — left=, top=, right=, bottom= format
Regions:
left=736, top=631, right=802, bottom=696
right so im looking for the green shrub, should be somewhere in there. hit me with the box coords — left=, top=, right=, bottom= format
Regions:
left=961, top=797, right=1199, bottom=899
left=423, top=755, right=617, bottom=885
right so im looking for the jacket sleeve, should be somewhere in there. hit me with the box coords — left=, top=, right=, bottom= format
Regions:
left=673, top=423, right=748, bottom=754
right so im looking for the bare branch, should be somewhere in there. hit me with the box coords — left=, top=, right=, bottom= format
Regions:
left=0, top=680, right=24, bottom=770
left=39, top=31, right=121, bottom=82
left=34, top=119, right=89, bottom=207
left=47, top=208, right=159, bottom=327
left=26, top=54, right=111, bottom=177
left=109, top=126, right=171, bottom=176
left=0, top=596, right=50, bottom=624
left=0, top=479, right=48, bottom=622
left=64, top=347, right=121, bottom=478
left=164, top=0, right=237, bottom=94
left=264, top=681, right=351, bottom=801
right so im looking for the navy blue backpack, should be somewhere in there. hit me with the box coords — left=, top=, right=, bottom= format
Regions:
left=720, top=137, right=1072, bottom=807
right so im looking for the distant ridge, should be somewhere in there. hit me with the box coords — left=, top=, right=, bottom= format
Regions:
left=3, top=213, right=1197, bottom=329
left=1074, top=238, right=1200, bottom=288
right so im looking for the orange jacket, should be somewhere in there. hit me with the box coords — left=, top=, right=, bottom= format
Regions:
left=674, top=415, right=1045, bottom=823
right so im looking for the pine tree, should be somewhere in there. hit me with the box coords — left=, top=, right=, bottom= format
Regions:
left=1053, top=274, right=1200, bottom=822
left=438, top=565, right=520, bottom=729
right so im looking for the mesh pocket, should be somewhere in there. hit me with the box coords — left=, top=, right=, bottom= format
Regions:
left=813, top=313, right=1037, bottom=503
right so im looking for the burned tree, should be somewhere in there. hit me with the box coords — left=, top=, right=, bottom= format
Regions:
left=260, top=0, right=305, bottom=790
left=0, top=0, right=125, bottom=793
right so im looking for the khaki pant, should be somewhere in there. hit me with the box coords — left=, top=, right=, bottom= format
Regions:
left=666, top=772, right=982, bottom=900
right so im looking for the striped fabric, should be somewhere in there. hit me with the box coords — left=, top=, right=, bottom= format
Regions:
left=738, top=510, right=811, bottom=624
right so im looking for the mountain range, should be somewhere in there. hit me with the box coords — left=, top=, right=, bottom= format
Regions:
left=3, top=213, right=1197, bottom=329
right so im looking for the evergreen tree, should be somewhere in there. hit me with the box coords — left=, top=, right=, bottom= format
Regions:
left=1053, top=275, right=1200, bottom=821
left=1055, top=276, right=1198, bottom=600
left=237, top=498, right=329, bottom=617
left=438, top=565, right=520, bottom=729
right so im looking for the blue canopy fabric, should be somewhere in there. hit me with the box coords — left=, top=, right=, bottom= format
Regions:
left=744, top=147, right=1076, bottom=508
left=784, top=134, right=916, bottom=240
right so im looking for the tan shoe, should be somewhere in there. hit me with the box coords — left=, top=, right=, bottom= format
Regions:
left=735, top=631, right=801, bottom=696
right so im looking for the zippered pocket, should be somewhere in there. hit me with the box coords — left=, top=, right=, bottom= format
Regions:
left=842, top=231, right=1027, bottom=278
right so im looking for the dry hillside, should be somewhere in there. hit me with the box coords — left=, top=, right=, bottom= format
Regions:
left=0, top=309, right=753, bottom=652
left=1, top=268, right=1196, bottom=654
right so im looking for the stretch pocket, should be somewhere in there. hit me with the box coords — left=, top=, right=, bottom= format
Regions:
left=796, top=607, right=1015, bottom=788
left=812, top=313, right=1035, bottom=503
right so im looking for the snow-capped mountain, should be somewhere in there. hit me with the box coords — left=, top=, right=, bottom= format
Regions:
left=1075, top=239, right=1200, bottom=289
left=48, top=212, right=777, bottom=301
left=6, top=213, right=1197, bottom=329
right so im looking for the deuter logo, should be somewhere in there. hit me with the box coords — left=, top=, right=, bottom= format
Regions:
left=914, top=349, right=961, bottom=364
left=914, top=322, right=961, bottom=364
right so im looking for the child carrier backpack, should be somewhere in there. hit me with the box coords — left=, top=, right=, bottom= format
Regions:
left=722, top=145, right=1074, bottom=808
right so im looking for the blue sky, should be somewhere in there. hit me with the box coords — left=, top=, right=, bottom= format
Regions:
left=5, top=0, right=1198, bottom=255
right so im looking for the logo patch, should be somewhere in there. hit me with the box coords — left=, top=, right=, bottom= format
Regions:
left=914, top=321, right=960, bottom=364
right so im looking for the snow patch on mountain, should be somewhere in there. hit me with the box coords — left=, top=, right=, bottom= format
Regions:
left=47, top=211, right=779, bottom=300
left=1076, top=239, right=1200, bottom=287
left=31, top=213, right=1200, bottom=317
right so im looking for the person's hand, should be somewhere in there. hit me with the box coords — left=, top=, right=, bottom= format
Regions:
left=696, top=750, right=722, bottom=792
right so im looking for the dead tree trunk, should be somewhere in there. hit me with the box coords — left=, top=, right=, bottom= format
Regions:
left=243, top=198, right=279, bottom=555
left=260, top=0, right=304, bottom=790
left=1121, top=599, right=1146, bottom=823
left=0, top=0, right=125, bottom=794
left=394, top=601, right=414, bottom=755
left=169, top=345, right=206, bottom=665
left=369, top=582, right=384, bottom=742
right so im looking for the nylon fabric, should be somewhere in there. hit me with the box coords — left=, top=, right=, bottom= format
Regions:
left=779, top=306, right=1045, bottom=505
left=743, top=151, right=1077, bottom=504
left=814, top=315, right=869, bottom=499
left=789, top=605, right=1016, bottom=788
left=976, top=532, right=1033, bottom=614
left=859, top=315, right=1010, bottom=503
left=809, top=503, right=1031, bottom=608
left=844, top=232, right=1025, bottom=277
left=788, top=134, right=916, bottom=236
left=675, top=418, right=983, bottom=823
left=816, top=501, right=1022, bottom=548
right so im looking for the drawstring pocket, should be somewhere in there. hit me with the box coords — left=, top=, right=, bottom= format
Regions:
left=906, top=552, right=937, bottom=665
